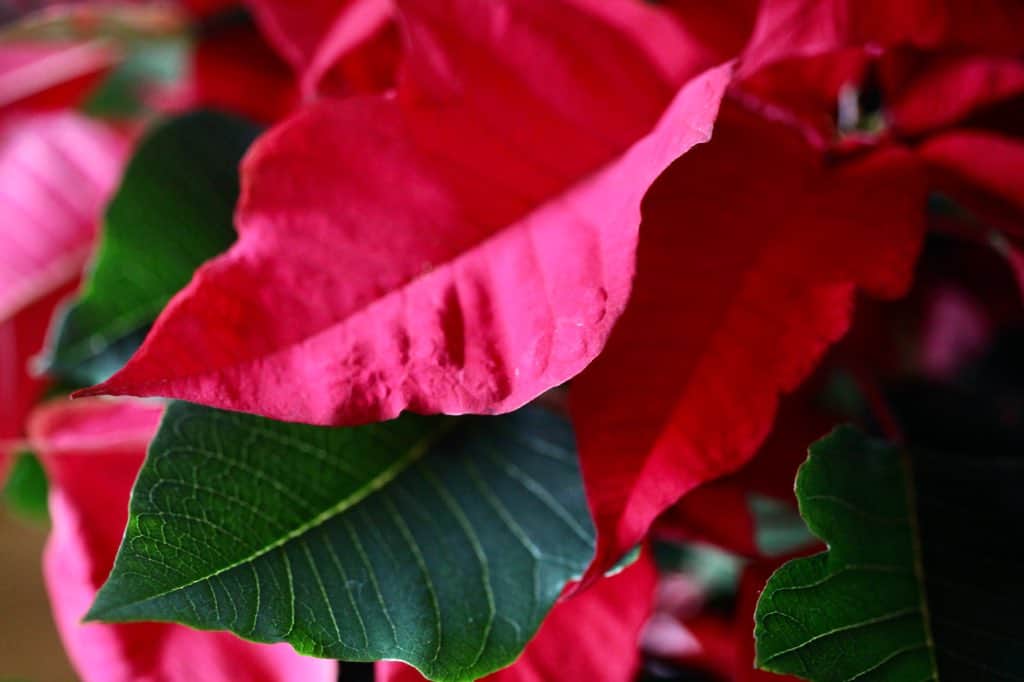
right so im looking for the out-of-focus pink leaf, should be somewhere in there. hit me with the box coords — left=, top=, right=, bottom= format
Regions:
left=0, top=113, right=126, bottom=476
left=84, top=0, right=733, bottom=425
left=0, top=41, right=117, bottom=112
left=571, top=104, right=927, bottom=579
left=0, top=113, right=125, bottom=323
left=377, top=550, right=658, bottom=682
left=29, top=398, right=338, bottom=682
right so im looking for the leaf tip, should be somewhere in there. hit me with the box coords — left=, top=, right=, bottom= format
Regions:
left=70, top=380, right=114, bottom=400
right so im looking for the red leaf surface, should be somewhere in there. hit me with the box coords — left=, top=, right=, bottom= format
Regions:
left=377, top=550, right=658, bottom=682
left=245, top=0, right=394, bottom=97
left=0, top=113, right=126, bottom=474
left=571, top=103, right=927, bottom=578
left=180, top=0, right=237, bottom=18
left=741, top=0, right=1024, bottom=76
left=0, top=280, right=78, bottom=464
left=28, top=398, right=338, bottom=682
left=884, top=53, right=1024, bottom=136
left=654, top=383, right=833, bottom=558
left=191, top=17, right=299, bottom=124
left=85, top=0, right=733, bottom=425
left=920, top=131, right=1024, bottom=220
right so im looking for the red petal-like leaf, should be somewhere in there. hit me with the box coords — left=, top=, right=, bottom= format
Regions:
left=180, top=0, right=237, bottom=18
left=571, top=104, right=927, bottom=578
left=377, top=550, right=658, bottom=682
left=245, top=0, right=393, bottom=97
left=741, top=0, right=1024, bottom=76
left=0, top=280, right=78, bottom=459
left=85, top=0, right=732, bottom=425
left=920, top=130, right=1024, bottom=220
left=29, top=398, right=338, bottom=682
left=884, top=53, right=1024, bottom=137
left=654, top=378, right=835, bottom=557
left=192, top=17, right=299, bottom=124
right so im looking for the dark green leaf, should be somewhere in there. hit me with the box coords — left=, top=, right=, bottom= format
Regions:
left=755, top=426, right=1024, bottom=680
left=3, top=451, right=49, bottom=522
left=42, top=111, right=259, bottom=386
left=88, top=403, right=595, bottom=682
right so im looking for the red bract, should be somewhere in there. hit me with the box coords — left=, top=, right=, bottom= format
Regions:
left=740, top=0, right=1024, bottom=76
left=29, top=398, right=338, bottom=682
left=191, top=18, right=299, bottom=124
left=883, top=53, right=1024, bottom=135
left=378, top=551, right=658, bottom=682
left=245, top=0, right=395, bottom=98
left=0, top=113, right=126, bottom=473
left=571, top=103, right=927, bottom=578
left=654, top=382, right=834, bottom=558
left=84, top=0, right=733, bottom=425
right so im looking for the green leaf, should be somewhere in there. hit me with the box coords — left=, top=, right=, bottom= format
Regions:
left=88, top=403, right=596, bottom=682
left=755, top=426, right=1024, bottom=680
left=43, top=111, right=259, bottom=386
left=3, top=451, right=49, bottom=522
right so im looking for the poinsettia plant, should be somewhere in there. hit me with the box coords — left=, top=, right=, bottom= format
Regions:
left=1, top=0, right=1022, bottom=680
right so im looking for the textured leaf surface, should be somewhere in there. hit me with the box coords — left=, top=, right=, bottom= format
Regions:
left=570, top=103, right=926, bottom=580
left=89, top=402, right=596, bottom=681
left=46, top=111, right=258, bottom=386
left=30, top=398, right=336, bottom=682
left=82, top=0, right=732, bottom=425
left=755, top=427, right=1024, bottom=680
left=377, top=550, right=658, bottom=682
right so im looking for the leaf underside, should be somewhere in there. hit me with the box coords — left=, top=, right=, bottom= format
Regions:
left=89, top=403, right=596, bottom=682
left=754, top=426, right=1024, bottom=681
left=44, top=111, right=258, bottom=386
